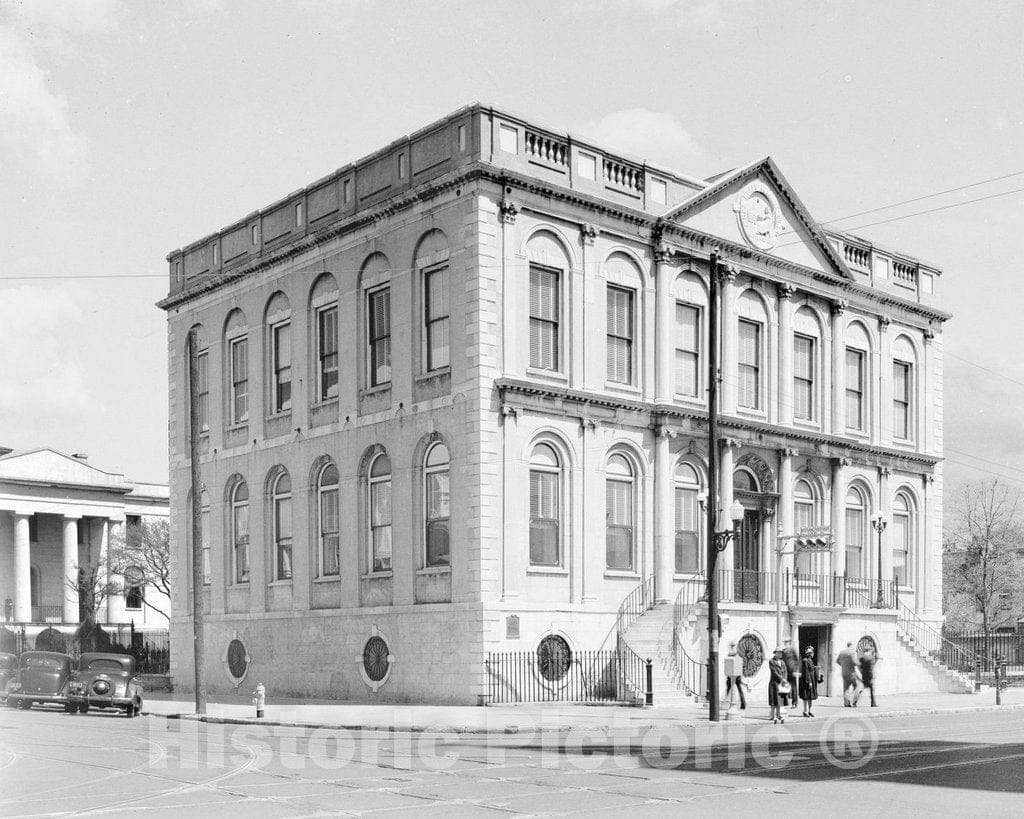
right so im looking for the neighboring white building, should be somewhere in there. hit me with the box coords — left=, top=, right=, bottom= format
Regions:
left=161, top=104, right=954, bottom=704
left=0, top=447, right=169, bottom=646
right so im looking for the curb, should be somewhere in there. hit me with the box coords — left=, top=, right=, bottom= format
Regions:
left=143, top=700, right=1024, bottom=736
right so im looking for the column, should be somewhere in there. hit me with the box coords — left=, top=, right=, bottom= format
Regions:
left=831, top=458, right=848, bottom=576
left=654, top=245, right=676, bottom=404
left=13, top=514, right=31, bottom=623
left=720, top=266, right=739, bottom=415
left=777, top=285, right=795, bottom=427
left=94, top=518, right=110, bottom=622
left=654, top=425, right=674, bottom=604
left=830, top=299, right=847, bottom=435
left=62, top=516, right=80, bottom=623
left=574, top=223, right=594, bottom=390
left=878, top=317, right=891, bottom=444
left=778, top=449, right=795, bottom=576
left=718, top=439, right=738, bottom=597
left=877, top=468, right=891, bottom=583
left=107, top=520, right=127, bottom=624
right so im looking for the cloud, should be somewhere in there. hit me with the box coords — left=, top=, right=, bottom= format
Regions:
left=0, top=0, right=120, bottom=184
left=579, top=108, right=704, bottom=172
left=0, top=284, right=101, bottom=419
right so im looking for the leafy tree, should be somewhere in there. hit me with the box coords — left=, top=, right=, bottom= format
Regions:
left=108, top=518, right=171, bottom=620
left=944, top=480, right=1024, bottom=654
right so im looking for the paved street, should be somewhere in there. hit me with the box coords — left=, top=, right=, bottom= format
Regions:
left=2, top=705, right=1023, bottom=817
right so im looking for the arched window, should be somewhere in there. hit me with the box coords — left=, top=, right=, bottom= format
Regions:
left=674, top=462, right=701, bottom=573
left=606, top=454, right=635, bottom=571
left=892, top=492, right=913, bottom=586
left=845, top=486, right=867, bottom=579
left=231, top=481, right=250, bottom=584
left=124, top=566, right=145, bottom=610
left=272, top=472, right=292, bottom=581
left=845, top=322, right=872, bottom=433
left=224, top=309, right=248, bottom=426
left=793, top=307, right=823, bottom=423
left=368, top=453, right=392, bottom=572
left=424, top=443, right=451, bottom=567
left=318, top=463, right=340, bottom=577
left=311, top=274, right=339, bottom=403
left=529, top=443, right=561, bottom=567
left=794, top=479, right=816, bottom=574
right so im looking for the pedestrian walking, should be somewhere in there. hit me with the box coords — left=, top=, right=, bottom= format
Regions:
left=782, top=639, right=800, bottom=712
left=799, top=645, right=821, bottom=717
left=836, top=641, right=860, bottom=706
left=768, top=648, right=790, bottom=723
left=725, top=641, right=747, bottom=710
left=859, top=646, right=878, bottom=707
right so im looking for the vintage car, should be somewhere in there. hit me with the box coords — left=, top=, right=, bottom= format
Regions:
left=0, top=653, right=17, bottom=703
left=5, top=651, right=74, bottom=710
left=68, top=653, right=144, bottom=716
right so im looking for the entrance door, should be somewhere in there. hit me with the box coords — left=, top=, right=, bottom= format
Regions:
left=797, top=624, right=832, bottom=696
left=734, top=509, right=761, bottom=602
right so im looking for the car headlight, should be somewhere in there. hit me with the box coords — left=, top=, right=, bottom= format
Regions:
left=92, top=679, right=111, bottom=695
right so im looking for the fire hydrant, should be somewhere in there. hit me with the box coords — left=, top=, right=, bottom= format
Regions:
left=251, top=682, right=265, bottom=718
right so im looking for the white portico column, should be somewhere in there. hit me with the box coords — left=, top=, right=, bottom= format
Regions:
left=13, top=514, right=31, bottom=622
left=778, top=285, right=795, bottom=427
left=654, top=245, right=676, bottom=404
left=778, top=449, right=796, bottom=576
left=654, top=425, right=675, bottom=604
left=718, top=439, right=739, bottom=598
left=107, top=520, right=127, bottom=624
left=62, top=516, right=80, bottom=623
left=719, top=266, right=739, bottom=415
left=830, top=300, right=847, bottom=435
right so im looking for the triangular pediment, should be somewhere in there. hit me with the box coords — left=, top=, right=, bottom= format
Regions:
left=0, top=448, right=126, bottom=491
left=662, top=158, right=852, bottom=279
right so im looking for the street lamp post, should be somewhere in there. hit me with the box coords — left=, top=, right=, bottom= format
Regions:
left=871, top=513, right=888, bottom=608
left=705, top=497, right=746, bottom=722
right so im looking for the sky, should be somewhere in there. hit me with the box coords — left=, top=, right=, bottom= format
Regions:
left=1, top=0, right=1023, bottom=512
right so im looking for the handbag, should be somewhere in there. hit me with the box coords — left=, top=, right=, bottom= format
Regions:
left=777, top=679, right=792, bottom=696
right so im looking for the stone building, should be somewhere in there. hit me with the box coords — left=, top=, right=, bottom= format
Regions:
left=160, top=104, right=955, bottom=704
left=0, top=446, right=169, bottom=647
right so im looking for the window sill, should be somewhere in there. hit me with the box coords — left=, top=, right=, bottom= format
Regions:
left=844, top=428, right=870, bottom=439
left=604, top=382, right=641, bottom=397
left=604, top=570, right=640, bottom=579
left=673, top=394, right=705, bottom=405
left=792, top=419, right=821, bottom=431
left=736, top=407, right=768, bottom=420
left=417, top=367, right=450, bottom=382
left=673, top=571, right=703, bottom=580
left=416, top=565, right=451, bottom=576
left=527, top=566, right=567, bottom=575
left=525, top=368, right=568, bottom=383
left=360, top=384, right=391, bottom=398
left=362, top=571, right=393, bottom=580
left=268, top=579, right=292, bottom=587
left=228, top=582, right=250, bottom=589
left=226, top=422, right=249, bottom=432
left=313, top=575, right=341, bottom=584
left=311, top=397, right=339, bottom=410
left=265, top=410, right=292, bottom=421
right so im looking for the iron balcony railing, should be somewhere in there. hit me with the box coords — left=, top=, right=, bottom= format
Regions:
left=486, top=649, right=650, bottom=704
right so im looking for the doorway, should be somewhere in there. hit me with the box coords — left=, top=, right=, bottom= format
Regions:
left=734, top=509, right=762, bottom=602
left=797, top=624, right=832, bottom=696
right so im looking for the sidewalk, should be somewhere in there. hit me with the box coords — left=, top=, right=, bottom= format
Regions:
left=143, top=687, right=1024, bottom=735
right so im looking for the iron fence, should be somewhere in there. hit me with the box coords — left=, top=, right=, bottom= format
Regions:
left=0, top=625, right=169, bottom=674
left=486, top=649, right=650, bottom=704
left=942, top=630, right=1024, bottom=671
left=714, top=569, right=898, bottom=609
left=896, top=603, right=974, bottom=674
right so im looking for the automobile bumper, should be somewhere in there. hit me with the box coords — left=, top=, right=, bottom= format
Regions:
left=69, top=694, right=131, bottom=709
left=7, top=692, right=67, bottom=705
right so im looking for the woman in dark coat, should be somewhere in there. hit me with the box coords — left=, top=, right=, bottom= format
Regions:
left=799, top=645, right=819, bottom=717
left=768, top=649, right=789, bottom=723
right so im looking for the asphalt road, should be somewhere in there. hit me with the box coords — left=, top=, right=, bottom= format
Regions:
left=1, top=706, right=1023, bottom=817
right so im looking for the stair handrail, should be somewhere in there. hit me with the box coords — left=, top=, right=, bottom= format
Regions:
left=595, top=573, right=656, bottom=654
left=896, top=601, right=982, bottom=674
left=671, top=575, right=706, bottom=699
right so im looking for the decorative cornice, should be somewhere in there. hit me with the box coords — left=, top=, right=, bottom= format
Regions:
left=878, top=316, right=891, bottom=333
left=779, top=446, right=800, bottom=458
left=580, top=222, right=598, bottom=245
left=494, top=378, right=942, bottom=469
left=831, top=298, right=848, bottom=317
left=778, top=283, right=796, bottom=301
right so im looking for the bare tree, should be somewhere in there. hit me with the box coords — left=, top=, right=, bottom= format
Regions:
left=108, top=518, right=170, bottom=620
left=944, top=480, right=1024, bottom=654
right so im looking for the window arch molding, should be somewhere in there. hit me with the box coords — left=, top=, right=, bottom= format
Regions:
left=793, top=304, right=825, bottom=423
left=844, top=480, right=873, bottom=580
left=225, top=475, right=250, bottom=585
left=312, top=459, right=340, bottom=578
left=422, top=440, right=451, bottom=569
left=522, top=226, right=576, bottom=270
left=673, top=457, right=705, bottom=574
left=604, top=445, right=645, bottom=573
left=735, top=288, right=772, bottom=412
left=361, top=446, right=393, bottom=574
left=734, top=282, right=776, bottom=322
left=891, top=486, right=918, bottom=588
left=527, top=436, right=571, bottom=569
left=360, top=253, right=392, bottom=390
left=602, top=247, right=650, bottom=284
left=309, top=273, right=340, bottom=403
left=223, top=309, right=249, bottom=426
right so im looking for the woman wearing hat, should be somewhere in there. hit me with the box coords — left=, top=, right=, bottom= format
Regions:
left=767, top=648, right=790, bottom=723
left=799, top=645, right=820, bottom=717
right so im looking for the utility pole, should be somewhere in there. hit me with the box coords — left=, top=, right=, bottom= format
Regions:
left=187, top=327, right=207, bottom=715
left=706, top=249, right=721, bottom=722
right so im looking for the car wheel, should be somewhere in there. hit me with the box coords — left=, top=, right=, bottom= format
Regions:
left=66, top=702, right=78, bottom=714
left=19, top=699, right=32, bottom=710
left=135, top=698, right=143, bottom=717
left=79, top=702, right=90, bottom=715
left=124, top=703, right=133, bottom=717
